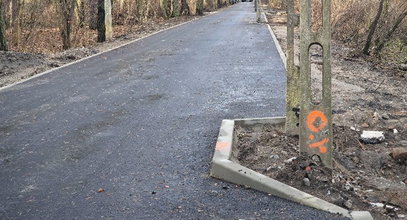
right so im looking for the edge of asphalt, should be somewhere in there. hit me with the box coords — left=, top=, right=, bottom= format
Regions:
left=261, top=11, right=287, bottom=70
left=0, top=5, right=234, bottom=93
left=209, top=117, right=374, bottom=220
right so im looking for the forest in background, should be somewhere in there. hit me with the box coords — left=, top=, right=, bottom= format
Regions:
left=0, top=0, right=232, bottom=54
left=0, top=0, right=405, bottom=71
left=268, top=0, right=406, bottom=72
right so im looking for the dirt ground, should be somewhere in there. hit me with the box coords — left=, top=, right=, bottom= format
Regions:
left=0, top=15, right=195, bottom=88
left=236, top=123, right=406, bottom=219
left=234, top=8, right=407, bottom=220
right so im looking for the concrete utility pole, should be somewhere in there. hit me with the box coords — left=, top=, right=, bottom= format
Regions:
left=284, top=0, right=300, bottom=135
left=97, top=0, right=113, bottom=42
left=299, top=0, right=333, bottom=168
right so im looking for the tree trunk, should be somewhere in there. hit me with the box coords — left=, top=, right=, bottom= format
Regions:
left=145, top=0, right=150, bottom=21
left=197, top=0, right=204, bottom=15
left=160, top=0, right=168, bottom=18
left=97, top=0, right=113, bottom=42
left=136, top=0, right=144, bottom=22
left=11, top=0, right=22, bottom=47
left=172, top=0, right=180, bottom=17
left=89, top=0, right=99, bottom=30
left=375, top=10, right=407, bottom=55
left=362, top=0, right=385, bottom=55
left=75, top=0, right=85, bottom=28
left=58, top=0, right=76, bottom=50
left=181, top=0, right=188, bottom=15
left=5, top=0, right=12, bottom=29
left=0, top=0, right=8, bottom=51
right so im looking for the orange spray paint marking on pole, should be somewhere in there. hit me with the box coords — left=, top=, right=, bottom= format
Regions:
left=306, top=110, right=328, bottom=133
left=306, top=110, right=329, bottom=154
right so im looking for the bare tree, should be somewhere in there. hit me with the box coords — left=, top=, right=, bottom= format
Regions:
left=97, top=0, right=112, bottom=42
left=375, top=9, right=407, bottom=55
left=181, top=0, right=189, bottom=15
left=362, top=0, right=386, bottom=55
left=58, top=0, right=77, bottom=50
left=172, top=0, right=180, bottom=17
left=196, top=0, right=204, bottom=15
left=160, top=0, right=171, bottom=18
left=0, top=0, right=8, bottom=51
left=11, top=0, right=22, bottom=47
left=75, top=0, right=85, bottom=28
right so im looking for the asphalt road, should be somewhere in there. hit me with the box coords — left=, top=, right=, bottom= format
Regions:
left=0, top=3, right=346, bottom=220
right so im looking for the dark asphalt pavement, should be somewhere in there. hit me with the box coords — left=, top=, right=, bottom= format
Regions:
left=0, top=2, right=346, bottom=219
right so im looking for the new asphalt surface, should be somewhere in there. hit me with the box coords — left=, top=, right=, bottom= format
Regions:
left=0, top=2, right=347, bottom=219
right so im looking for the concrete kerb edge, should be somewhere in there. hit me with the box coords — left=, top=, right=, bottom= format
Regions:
left=0, top=13, right=215, bottom=92
left=209, top=117, right=373, bottom=220
left=262, top=12, right=287, bottom=70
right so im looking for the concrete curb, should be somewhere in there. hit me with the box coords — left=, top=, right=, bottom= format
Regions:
left=262, top=12, right=287, bottom=70
left=209, top=117, right=373, bottom=220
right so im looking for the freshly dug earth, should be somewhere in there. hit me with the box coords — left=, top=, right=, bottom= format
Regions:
left=235, top=123, right=407, bottom=220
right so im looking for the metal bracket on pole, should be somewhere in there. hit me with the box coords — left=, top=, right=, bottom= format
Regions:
left=299, top=0, right=333, bottom=168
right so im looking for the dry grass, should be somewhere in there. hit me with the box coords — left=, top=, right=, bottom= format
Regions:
left=3, top=0, right=232, bottom=54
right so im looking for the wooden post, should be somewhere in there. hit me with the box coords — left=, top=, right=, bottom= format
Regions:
left=299, top=0, right=333, bottom=168
left=97, top=0, right=112, bottom=42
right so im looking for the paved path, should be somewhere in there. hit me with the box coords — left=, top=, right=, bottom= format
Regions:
left=0, top=3, right=345, bottom=219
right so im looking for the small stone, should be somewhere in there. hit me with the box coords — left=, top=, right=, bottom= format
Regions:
left=270, top=155, right=280, bottom=159
left=350, top=126, right=356, bottom=131
left=344, top=200, right=353, bottom=209
left=361, top=123, right=369, bottom=128
left=384, top=204, right=396, bottom=212
left=393, top=129, right=398, bottom=134
left=344, top=183, right=353, bottom=191
left=382, top=113, right=390, bottom=120
left=399, top=63, right=407, bottom=71
left=360, top=131, right=385, bottom=144
left=285, top=157, right=297, bottom=163
left=97, top=188, right=105, bottom=193
left=390, top=147, right=407, bottom=161
left=303, top=178, right=311, bottom=187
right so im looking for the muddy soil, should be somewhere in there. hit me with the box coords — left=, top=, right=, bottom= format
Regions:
left=0, top=16, right=195, bottom=88
left=235, top=123, right=407, bottom=220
